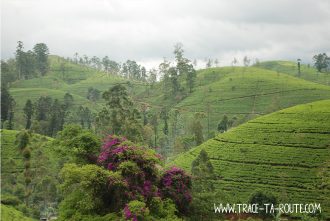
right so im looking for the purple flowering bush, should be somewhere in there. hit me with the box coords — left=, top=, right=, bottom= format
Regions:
left=59, top=134, right=191, bottom=220
left=159, top=167, right=192, bottom=214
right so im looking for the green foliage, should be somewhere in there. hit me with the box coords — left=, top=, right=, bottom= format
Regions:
left=170, top=100, right=330, bottom=218
left=217, top=115, right=228, bottom=132
left=96, top=84, right=142, bottom=142
left=15, top=130, right=30, bottom=150
left=191, top=149, right=214, bottom=178
left=33, top=43, right=49, bottom=76
left=54, top=124, right=101, bottom=164
left=1, top=86, right=15, bottom=129
left=313, top=53, right=329, bottom=72
left=148, top=197, right=179, bottom=220
left=249, top=190, right=277, bottom=218
left=1, top=195, right=22, bottom=206
left=123, top=200, right=150, bottom=220
left=23, top=99, right=33, bottom=129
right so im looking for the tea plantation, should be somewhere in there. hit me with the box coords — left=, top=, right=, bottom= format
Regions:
left=169, top=99, right=330, bottom=218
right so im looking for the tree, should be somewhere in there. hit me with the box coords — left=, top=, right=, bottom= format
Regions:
left=160, top=107, right=169, bottom=135
left=174, top=43, right=190, bottom=76
left=60, top=62, right=66, bottom=80
left=148, top=69, right=157, bottom=88
left=249, top=191, right=277, bottom=218
left=186, top=64, right=196, bottom=93
left=297, top=58, right=302, bottom=76
left=206, top=59, right=212, bottom=68
left=232, top=57, right=238, bottom=66
left=169, top=67, right=180, bottom=96
left=150, top=113, right=158, bottom=146
left=33, top=43, right=49, bottom=76
left=35, top=96, right=52, bottom=121
left=63, top=92, right=74, bottom=110
left=217, top=115, right=228, bottom=133
left=1, top=86, right=16, bottom=129
left=48, top=99, right=65, bottom=136
left=86, top=87, right=100, bottom=102
left=214, top=58, right=219, bottom=67
left=15, top=130, right=31, bottom=206
left=97, top=85, right=142, bottom=142
left=102, top=56, right=111, bottom=73
left=1, top=59, right=18, bottom=86
left=190, top=150, right=216, bottom=220
left=159, top=59, right=171, bottom=99
left=313, top=53, right=329, bottom=72
left=54, top=124, right=101, bottom=164
left=15, top=41, right=24, bottom=80
left=23, top=50, right=37, bottom=79
left=243, top=56, right=250, bottom=67
left=23, top=99, right=34, bottom=129
left=190, top=113, right=204, bottom=145
left=78, top=106, right=93, bottom=129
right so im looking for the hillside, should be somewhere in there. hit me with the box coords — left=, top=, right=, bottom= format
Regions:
left=8, top=55, right=144, bottom=130
left=1, top=204, right=37, bottom=221
left=137, top=66, right=330, bottom=145
left=1, top=129, right=60, bottom=219
left=257, top=60, right=330, bottom=86
left=8, top=57, right=330, bottom=153
left=169, top=99, right=330, bottom=218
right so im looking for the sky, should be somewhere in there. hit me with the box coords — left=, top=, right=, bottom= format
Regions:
left=1, top=0, right=330, bottom=69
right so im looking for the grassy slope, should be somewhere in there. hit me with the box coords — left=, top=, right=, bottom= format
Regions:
left=169, top=99, right=330, bottom=217
left=1, top=204, right=36, bottom=221
left=257, top=60, right=330, bottom=86
left=9, top=57, right=330, bottom=140
left=139, top=66, right=330, bottom=141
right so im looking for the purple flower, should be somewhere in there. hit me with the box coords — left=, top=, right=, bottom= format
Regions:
left=124, top=205, right=132, bottom=219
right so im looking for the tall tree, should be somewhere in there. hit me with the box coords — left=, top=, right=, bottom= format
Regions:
left=169, top=67, right=180, bottom=96
left=97, top=84, right=142, bottom=142
left=150, top=113, right=158, bottom=146
left=1, top=86, right=15, bottom=129
left=35, top=96, right=52, bottom=121
left=33, top=43, right=49, bottom=76
left=159, top=59, right=171, bottom=99
left=63, top=92, right=74, bottom=110
left=160, top=107, right=169, bottom=135
left=23, top=99, right=34, bottom=129
left=1, top=59, right=18, bottom=86
left=190, top=113, right=204, bottom=146
left=102, top=56, right=111, bottom=73
left=15, top=41, right=24, bottom=80
left=186, top=64, right=196, bottom=93
left=48, top=99, right=65, bottom=136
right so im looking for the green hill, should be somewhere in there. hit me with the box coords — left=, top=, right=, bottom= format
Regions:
left=8, top=57, right=330, bottom=151
left=1, top=204, right=36, bottom=221
left=257, top=60, right=330, bottom=86
left=137, top=66, right=330, bottom=146
left=169, top=99, right=330, bottom=218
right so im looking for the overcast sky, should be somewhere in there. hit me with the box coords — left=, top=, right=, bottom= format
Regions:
left=1, top=0, right=330, bottom=68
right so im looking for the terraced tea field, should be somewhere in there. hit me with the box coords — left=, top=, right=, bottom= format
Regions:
left=169, top=99, right=330, bottom=218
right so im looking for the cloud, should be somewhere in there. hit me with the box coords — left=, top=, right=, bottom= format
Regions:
left=1, top=0, right=330, bottom=68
